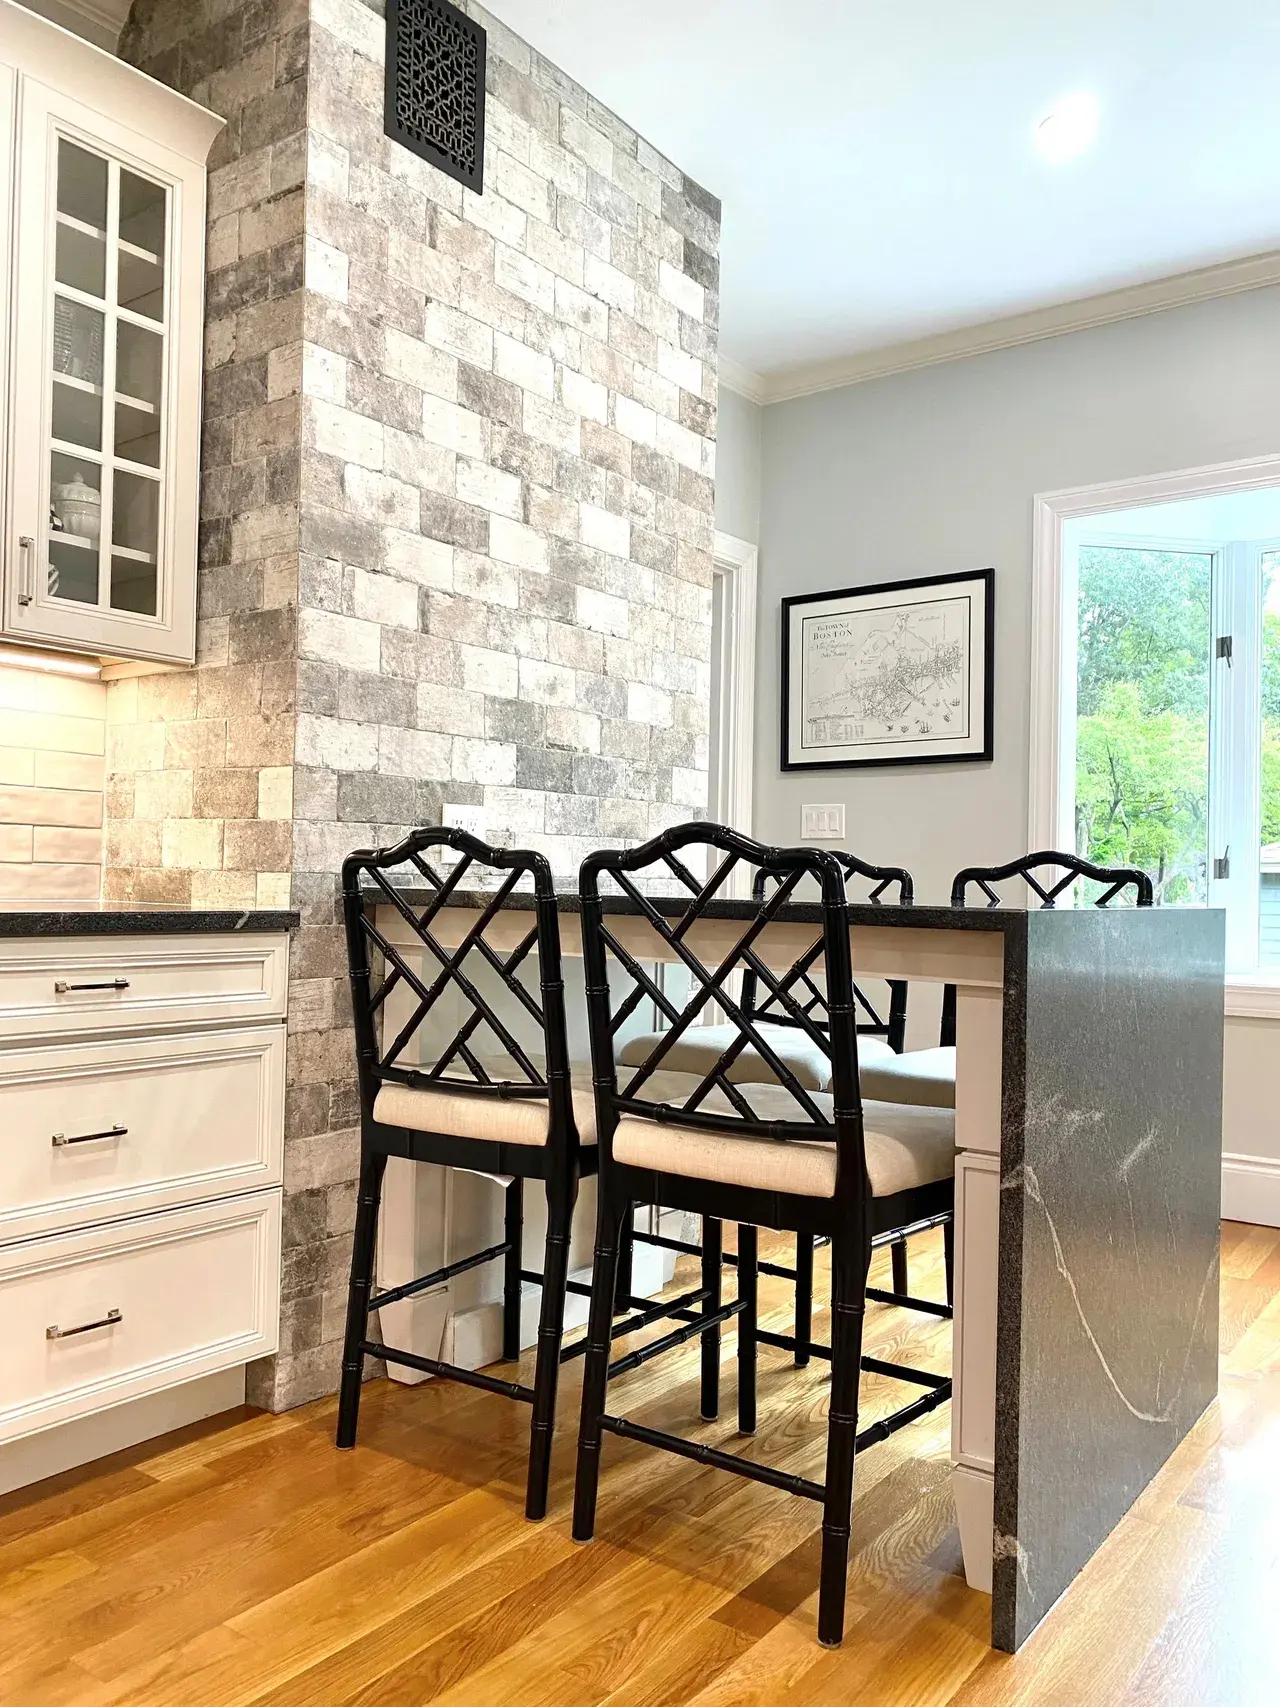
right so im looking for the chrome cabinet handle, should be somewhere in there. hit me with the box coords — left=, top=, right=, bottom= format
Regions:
left=46, top=1308, right=122, bottom=1342
left=52, top=1124, right=127, bottom=1148
left=17, top=535, right=35, bottom=605
left=54, top=979, right=130, bottom=994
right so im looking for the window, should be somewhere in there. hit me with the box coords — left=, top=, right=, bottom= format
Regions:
left=1064, top=508, right=1280, bottom=974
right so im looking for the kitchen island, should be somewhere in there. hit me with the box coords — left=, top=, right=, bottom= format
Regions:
left=374, top=888, right=1225, bottom=1653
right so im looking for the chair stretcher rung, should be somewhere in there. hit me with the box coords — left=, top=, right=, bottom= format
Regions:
left=632, top=1230, right=702, bottom=1258
left=370, top=1240, right=509, bottom=1310
left=864, top=1286, right=953, bottom=1319
left=860, top=1354, right=951, bottom=1390
left=360, top=1340, right=534, bottom=1402
left=855, top=1382, right=951, bottom=1450
left=557, top=1286, right=712, bottom=1365
left=520, top=1268, right=593, bottom=1298
left=598, top=1412, right=826, bottom=1501
left=758, top=1326, right=832, bottom=1360
left=608, top=1298, right=744, bottom=1379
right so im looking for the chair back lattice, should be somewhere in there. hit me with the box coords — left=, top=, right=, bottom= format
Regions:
left=940, top=849, right=1154, bottom=1044
left=950, top=849, right=1154, bottom=910
left=741, top=852, right=913, bottom=1052
left=342, top=828, right=577, bottom=1142
left=580, top=823, right=871, bottom=1199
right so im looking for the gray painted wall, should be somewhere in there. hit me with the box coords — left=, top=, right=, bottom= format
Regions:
left=754, top=284, right=1280, bottom=1200
left=715, top=384, right=762, bottom=544
left=756, top=283, right=1280, bottom=891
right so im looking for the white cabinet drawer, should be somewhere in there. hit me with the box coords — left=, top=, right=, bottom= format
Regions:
left=0, top=933, right=289, bottom=1042
left=0, top=1026, right=285, bottom=1242
left=0, top=1192, right=280, bottom=1444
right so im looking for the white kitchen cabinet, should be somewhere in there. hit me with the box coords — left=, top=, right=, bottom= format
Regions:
left=0, top=924, right=287, bottom=1457
left=0, top=0, right=221, bottom=665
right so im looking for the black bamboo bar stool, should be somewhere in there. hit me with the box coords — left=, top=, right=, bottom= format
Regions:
left=336, top=828, right=593, bottom=1520
left=616, top=850, right=930, bottom=1360
left=861, top=850, right=1155, bottom=1105
left=571, top=824, right=955, bottom=1647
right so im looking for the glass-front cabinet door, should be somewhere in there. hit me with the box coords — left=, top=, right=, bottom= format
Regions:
left=5, top=80, right=211, bottom=664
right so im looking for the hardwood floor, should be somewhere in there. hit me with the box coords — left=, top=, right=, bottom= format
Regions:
left=3, top=1221, right=1278, bottom=1706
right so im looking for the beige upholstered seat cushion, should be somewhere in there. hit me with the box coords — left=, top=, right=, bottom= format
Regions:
left=617, top=1024, right=895, bottom=1092
left=858, top=1045, right=957, bottom=1110
left=374, top=1075, right=602, bottom=1147
left=612, top=1082, right=955, bottom=1201
left=373, top=1067, right=715, bottom=1149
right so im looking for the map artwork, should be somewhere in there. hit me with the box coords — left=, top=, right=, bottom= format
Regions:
left=800, top=597, right=970, bottom=751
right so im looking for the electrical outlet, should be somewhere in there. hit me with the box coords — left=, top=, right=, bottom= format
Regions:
left=442, top=804, right=487, bottom=840
left=801, top=804, right=845, bottom=841
left=438, top=805, right=488, bottom=865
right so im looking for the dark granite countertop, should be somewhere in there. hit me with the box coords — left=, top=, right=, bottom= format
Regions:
left=362, top=885, right=1103, bottom=937
left=0, top=902, right=298, bottom=937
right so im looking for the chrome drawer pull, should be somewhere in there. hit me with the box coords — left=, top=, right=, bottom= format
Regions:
left=53, top=979, right=131, bottom=994
left=46, top=1308, right=122, bottom=1341
left=17, top=535, right=34, bottom=606
left=52, top=1124, right=127, bottom=1148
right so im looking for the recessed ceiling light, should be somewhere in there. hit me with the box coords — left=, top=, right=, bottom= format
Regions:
left=1035, top=92, right=1099, bottom=163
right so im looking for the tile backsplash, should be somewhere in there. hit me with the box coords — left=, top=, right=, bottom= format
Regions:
left=0, top=664, right=106, bottom=900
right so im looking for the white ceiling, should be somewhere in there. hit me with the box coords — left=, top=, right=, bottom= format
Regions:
left=485, top=0, right=1280, bottom=386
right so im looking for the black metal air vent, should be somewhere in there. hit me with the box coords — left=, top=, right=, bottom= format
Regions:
left=385, top=0, right=486, bottom=193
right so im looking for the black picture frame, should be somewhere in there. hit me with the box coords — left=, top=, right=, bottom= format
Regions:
left=780, top=567, right=995, bottom=772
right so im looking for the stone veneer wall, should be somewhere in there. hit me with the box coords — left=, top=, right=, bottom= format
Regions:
left=116, top=0, right=720, bottom=1408
left=109, top=0, right=306, bottom=916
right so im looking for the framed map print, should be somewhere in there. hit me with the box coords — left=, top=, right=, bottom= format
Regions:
left=781, top=568, right=994, bottom=771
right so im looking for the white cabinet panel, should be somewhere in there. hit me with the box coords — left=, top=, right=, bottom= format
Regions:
left=0, top=1025, right=285, bottom=1241
left=0, top=1191, right=280, bottom=1444
left=0, top=932, right=289, bottom=1040
left=952, top=1148, right=1001, bottom=1472
left=0, top=62, right=13, bottom=593
left=0, top=2, right=221, bottom=664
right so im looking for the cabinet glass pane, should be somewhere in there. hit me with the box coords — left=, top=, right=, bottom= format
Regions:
left=55, top=220, right=105, bottom=299
left=53, top=296, right=104, bottom=388
left=111, top=470, right=159, bottom=615
left=117, top=170, right=166, bottom=322
left=52, top=375, right=102, bottom=452
left=115, top=321, right=162, bottom=466
left=48, top=453, right=102, bottom=606
left=56, top=140, right=107, bottom=229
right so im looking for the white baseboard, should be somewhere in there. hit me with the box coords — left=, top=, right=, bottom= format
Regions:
left=1222, top=1153, right=1280, bottom=1228
left=0, top=1366, right=246, bottom=1497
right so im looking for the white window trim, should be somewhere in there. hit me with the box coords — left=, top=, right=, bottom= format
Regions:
left=1029, top=452, right=1280, bottom=1020
left=712, top=530, right=758, bottom=841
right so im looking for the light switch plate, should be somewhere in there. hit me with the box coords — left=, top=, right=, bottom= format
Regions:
left=801, top=803, right=845, bottom=840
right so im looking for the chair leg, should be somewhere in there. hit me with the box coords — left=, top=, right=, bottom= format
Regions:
left=891, top=1236, right=909, bottom=1299
left=701, top=1215, right=723, bottom=1421
left=573, top=1188, right=623, bottom=1542
left=614, top=1200, right=635, bottom=1309
left=503, top=1178, right=524, bottom=1362
left=737, top=1223, right=757, bottom=1435
left=817, top=1231, right=869, bottom=1648
left=943, top=1215, right=955, bottom=1310
left=794, top=1232, right=814, bottom=1367
left=526, top=1173, right=576, bottom=1521
left=336, top=1147, right=387, bottom=1450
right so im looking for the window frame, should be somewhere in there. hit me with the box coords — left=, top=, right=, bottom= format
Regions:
left=1030, top=455, right=1280, bottom=1015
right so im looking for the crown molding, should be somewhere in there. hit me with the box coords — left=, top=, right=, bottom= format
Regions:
left=14, top=0, right=128, bottom=47
left=749, top=247, right=1280, bottom=407
left=716, top=354, right=765, bottom=405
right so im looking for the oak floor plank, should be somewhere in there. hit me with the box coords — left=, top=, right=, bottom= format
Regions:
left=2, top=1225, right=1277, bottom=1705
